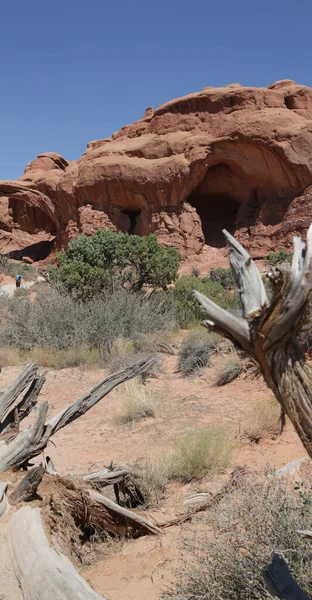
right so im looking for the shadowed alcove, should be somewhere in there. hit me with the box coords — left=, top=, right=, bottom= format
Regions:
left=187, top=162, right=251, bottom=247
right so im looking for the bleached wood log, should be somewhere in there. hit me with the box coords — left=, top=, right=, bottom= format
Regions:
left=7, top=506, right=105, bottom=599
left=0, top=373, right=46, bottom=434
left=83, top=467, right=130, bottom=485
left=195, top=226, right=312, bottom=458
left=9, top=465, right=45, bottom=504
left=0, top=357, right=156, bottom=472
left=88, top=489, right=162, bottom=536
left=0, top=363, right=38, bottom=423
left=0, top=481, right=10, bottom=521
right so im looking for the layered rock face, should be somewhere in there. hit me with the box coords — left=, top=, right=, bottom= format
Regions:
left=2, top=79, right=312, bottom=260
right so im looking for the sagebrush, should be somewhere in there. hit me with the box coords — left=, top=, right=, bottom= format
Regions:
left=216, top=356, right=242, bottom=386
left=0, top=286, right=176, bottom=358
left=165, top=473, right=312, bottom=600
left=178, top=330, right=219, bottom=377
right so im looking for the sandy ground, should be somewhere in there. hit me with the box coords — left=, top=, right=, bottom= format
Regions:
left=0, top=353, right=307, bottom=600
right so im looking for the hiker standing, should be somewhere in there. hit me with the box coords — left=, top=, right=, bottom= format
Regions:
left=15, top=274, right=21, bottom=288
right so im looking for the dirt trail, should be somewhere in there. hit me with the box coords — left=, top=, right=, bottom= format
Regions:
left=0, top=274, right=45, bottom=296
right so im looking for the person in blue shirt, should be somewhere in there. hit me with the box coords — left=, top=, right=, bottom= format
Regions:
left=15, top=274, right=21, bottom=288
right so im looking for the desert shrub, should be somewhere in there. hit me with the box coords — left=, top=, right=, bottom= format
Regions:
left=178, top=330, right=219, bottom=377
left=115, top=378, right=155, bottom=424
left=169, top=426, right=234, bottom=482
left=216, top=356, right=242, bottom=386
left=264, top=248, right=293, bottom=266
left=0, top=286, right=176, bottom=358
left=209, top=267, right=235, bottom=289
left=173, top=275, right=240, bottom=328
left=50, top=230, right=181, bottom=299
left=84, top=288, right=176, bottom=356
left=191, top=267, right=200, bottom=277
left=244, top=397, right=281, bottom=442
left=165, top=474, right=312, bottom=600
left=0, top=286, right=85, bottom=350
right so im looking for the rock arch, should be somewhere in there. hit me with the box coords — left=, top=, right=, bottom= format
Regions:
left=0, top=182, right=59, bottom=236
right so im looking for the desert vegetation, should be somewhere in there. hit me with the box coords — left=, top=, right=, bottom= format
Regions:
left=168, top=426, right=234, bottom=481
left=244, top=397, right=281, bottom=443
left=1, top=227, right=312, bottom=599
left=165, top=473, right=312, bottom=600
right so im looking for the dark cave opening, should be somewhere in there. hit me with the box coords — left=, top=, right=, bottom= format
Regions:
left=4, top=238, right=56, bottom=262
left=188, top=190, right=240, bottom=248
left=122, top=209, right=142, bottom=235
left=187, top=162, right=247, bottom=247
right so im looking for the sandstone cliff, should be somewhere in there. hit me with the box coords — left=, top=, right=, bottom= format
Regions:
left=1, top=79, right=312, bottom=260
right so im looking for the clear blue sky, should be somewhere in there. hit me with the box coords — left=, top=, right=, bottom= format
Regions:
left=1, top=0, right=311, bottom=180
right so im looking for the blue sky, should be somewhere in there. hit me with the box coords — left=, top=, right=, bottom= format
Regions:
left=1, top=0, right=311, bottom=180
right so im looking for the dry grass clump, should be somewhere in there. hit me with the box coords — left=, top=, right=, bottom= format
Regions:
left=164, top=473, right=312, bottom=600
left=133, top=457, right=170, bottom=507
left=216, top=355, right=242, bottom=386
left=178, top=330, right=219, bottom=377
left=29, top=346, right=100, bottom=369
left=116, top=378, right=155, bottom=424
left=243, top=397, right=281, bottom=443
left=169, top=426, right=234, bottom=482
left=0, top=345, right=101, bottom=370
left=0, top=346, right=24, bottom=367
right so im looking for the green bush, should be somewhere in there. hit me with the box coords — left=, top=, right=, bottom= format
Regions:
left=50, top=230, right=181, bottom=299
left=264, top=248, right=293, bottom=266
left=173, top=275, right=240, bottom=327
left=209, top=267, right=235, bottom=289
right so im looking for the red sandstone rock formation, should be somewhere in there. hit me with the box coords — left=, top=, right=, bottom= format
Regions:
left=2, top=79, right=312, bottom=260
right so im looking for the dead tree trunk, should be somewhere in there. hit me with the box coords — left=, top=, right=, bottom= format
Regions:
left=195, top=226, right=312, bottom=458
left=6, top=506, right=106, bottom=600
left=0, top=357, right=156, bottom=472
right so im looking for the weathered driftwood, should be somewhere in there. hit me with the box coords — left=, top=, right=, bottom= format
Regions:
left=7, top=506, right=105, bottom=600
left=262, top=554, right=309, bottom=600
left=88, top=489, right=162, bottom=536
left=0, top=357, right=156, bottom=472
left=9, top=465, right=45, bottom=504
left=83, top=467, right=130, bottom=485
left=83, top=464, right=145, bottom=507
left=0, top=373, right=46, bottom=435
left=0, top=481, right=10, bottom=521
left=195, top=226, right=312, bottom=458
left=0, top=362, right=38, bottom=425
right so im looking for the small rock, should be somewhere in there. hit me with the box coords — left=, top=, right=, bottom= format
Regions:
left=22, top=256, right=34, bottom=264
left=275, top=457, right=309, bottom=479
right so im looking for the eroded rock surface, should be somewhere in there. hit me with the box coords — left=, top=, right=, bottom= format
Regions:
left=2, top=80, right=312, bottom=260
